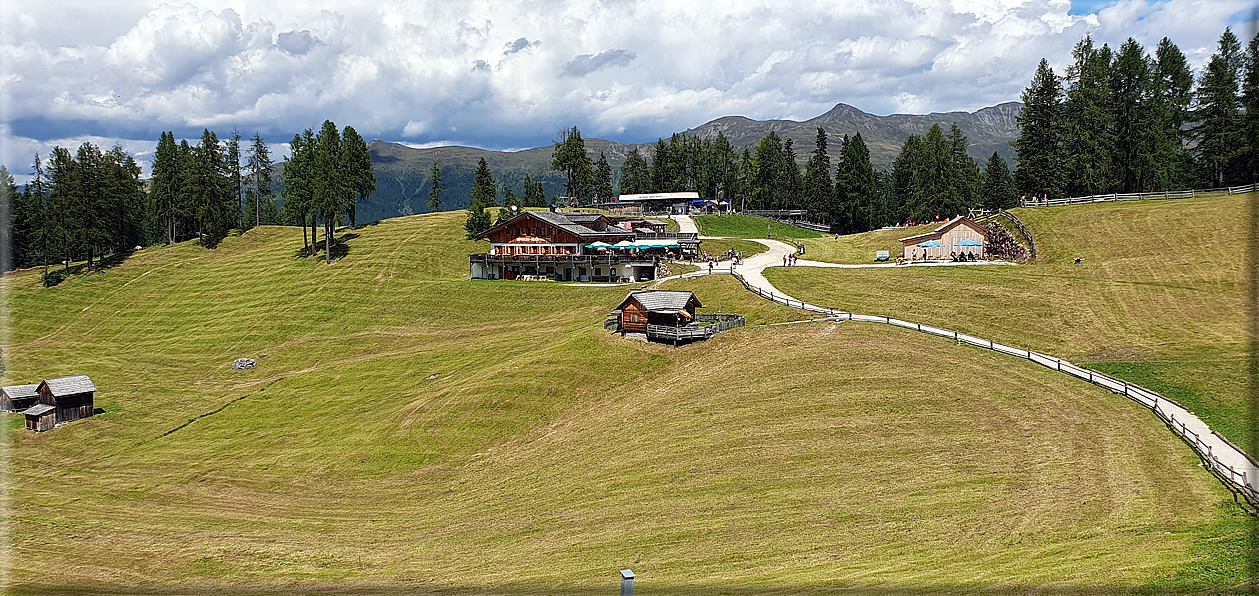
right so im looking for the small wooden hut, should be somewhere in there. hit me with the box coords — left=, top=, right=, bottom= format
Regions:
left=36, top=375, right=96, bottom=426
left=613, top=290, right=703, bottom=334
left=23, top=404, right=56, bottom=432
left=898, top=217, right=988, bottom=260
left=1, top=384, right=39, bottom=412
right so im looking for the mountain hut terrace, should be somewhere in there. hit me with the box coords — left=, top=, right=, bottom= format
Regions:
left=470, top=209, right=699, bottom=282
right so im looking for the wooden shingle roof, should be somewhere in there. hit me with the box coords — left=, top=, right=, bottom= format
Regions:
left=622, top=290, right=702, bottom=313
left=2, top=384, right=39, bottom=399
left=38, top=375, right=96, bottom=397
left=23, top=404, right=55, bottom=416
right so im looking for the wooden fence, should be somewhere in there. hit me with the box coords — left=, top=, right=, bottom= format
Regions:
left=1021, top=183, right=1258, bottom=208
left=646, top=314, right=744, bottom=342
left=743, top=210, right=831, bottom=233
left=727, top=271, right=1259, bottom=506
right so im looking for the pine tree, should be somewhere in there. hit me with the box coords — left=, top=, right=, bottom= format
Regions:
left=1062, top=36, right=1116, bottom=196
left=151, top=132, right=181, bottom=244
left=312, top=120, right=350, bottom=263
left=1015, top=59, right=1065, bottom=199
left=245, top=132, right=274, bottom=229
left=981, top=153, right=1016, bottom=209
left=946, top=124, right=980, bottom=209
left=1154, top=37, right=1196, bottom=187
left=751, top=132, right=788, bottom=210
left=281, top=130, right=316, bottom=255
left=906, top=124, right=962, bottom=223
left=465, top=158, right=496, bottom=238
left=1194, top=28, right=1243, bottom=186
left=891, top=135, right=921, bottom=224
left=621, top=149, right=650, bottom=195
left=427, top=163, right=444, bottom=212
left=784, top=138, right=803, bottom=210
left=803, top=127, right=833, bottom=224
left=593, top=152, right=614, bottom=201
left=341, top=126, right=374, bottom=228
left=227, top=130, right=243, bottom=228
left=1241, top=31, right=1259, bottom=183
left=551, top=127, right=592, bottom=204
left=835, top=133, right=877, bottom=232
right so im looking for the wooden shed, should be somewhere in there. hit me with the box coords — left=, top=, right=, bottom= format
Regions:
left=614, top=290, right=703, bottom=334
left=899, top=217, right=988, bottom=260
left=1, top=384, right=39, bottom=412
left=36, top=375, right=96, bottom=426
left=23, top=404, right=55, bottom=432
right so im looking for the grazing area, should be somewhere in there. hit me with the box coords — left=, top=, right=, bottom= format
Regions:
left=2, top=206, right=1251, bottom=594
left=693, top=214, right=822, bottom=239
left=768, top=193, right=1250, bottom=446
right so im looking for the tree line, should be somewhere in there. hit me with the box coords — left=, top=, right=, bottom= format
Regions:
left=526, top=123, right=1012, bottom=235
left=1015, top=28, right=1259, bottom=198
left=5, top=121, right=375, bottom=275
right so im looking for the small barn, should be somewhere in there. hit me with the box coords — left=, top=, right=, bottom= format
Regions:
left=899, top=217, right=988, bottom=260
left=614, top=290, right=703, bottom=334
left=23, top=404, right=55, bottom=432
left=36, top=375, right=96, bottom=427
left=1, top=384, right=39, bottom=412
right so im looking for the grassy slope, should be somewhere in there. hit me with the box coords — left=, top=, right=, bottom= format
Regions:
left=694, top=215, right=822, bottom=239
left=768, top=193, right=1250, bottom=446
left=2, top=209, right=1251, bottom=593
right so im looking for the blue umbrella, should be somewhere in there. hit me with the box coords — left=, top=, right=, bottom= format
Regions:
left=954, top=238, right=983, bottom=246
left=917, top=240, right=943, bottom=247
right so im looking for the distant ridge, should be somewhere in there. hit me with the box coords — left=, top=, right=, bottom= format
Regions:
left=359, top=101, right=1022, bottom=223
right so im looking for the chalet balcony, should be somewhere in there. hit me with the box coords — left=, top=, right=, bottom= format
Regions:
left=469, top=253, right=661, bottom=282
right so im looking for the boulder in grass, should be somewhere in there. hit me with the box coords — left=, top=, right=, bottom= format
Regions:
left=232, top=358, right=257, bottom=370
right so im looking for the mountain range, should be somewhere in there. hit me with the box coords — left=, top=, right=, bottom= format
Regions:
left=357, top=101, right=1023, bottom=224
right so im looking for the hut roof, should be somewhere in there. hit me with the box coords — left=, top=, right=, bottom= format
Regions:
left=39, top=375, right=97, bottom=397
left=2, top=384, right=39, bottom=399
left=897, top=216, right=987, bottom=243
left=477, top=210, right=633, bottom=241
left=622, top=290, right=703, bottom=313
left=23, top=404, right=55, bottom=416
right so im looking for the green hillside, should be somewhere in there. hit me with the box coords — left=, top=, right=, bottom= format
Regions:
left=769, top=193, right=1250, bottom=446
left=2, top=205, right=1250, bottom=593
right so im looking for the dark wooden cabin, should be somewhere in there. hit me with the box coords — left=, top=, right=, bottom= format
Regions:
left=614, top=290, right=703, bottom=333
left=24, top=404, right=55, bottom=432
left=1, top=384, right=39, bottom=412
left=36, top=375, right=97, bottom=426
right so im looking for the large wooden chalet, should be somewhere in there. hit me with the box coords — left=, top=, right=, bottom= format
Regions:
left=470, top=209, right=698, bottom=282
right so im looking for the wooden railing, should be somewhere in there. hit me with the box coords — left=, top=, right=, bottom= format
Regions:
left=1020, top=183, right=1257, bottom=208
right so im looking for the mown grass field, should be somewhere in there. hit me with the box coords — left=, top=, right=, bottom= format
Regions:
left=694, top=215, right=821, bottom=239
left=768, top=193, right=1251, bottom=448
left=2, top=205, right=1253, bottom=594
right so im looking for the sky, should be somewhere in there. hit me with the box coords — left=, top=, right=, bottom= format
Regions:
left=0, top=0, right=1252, bottom=183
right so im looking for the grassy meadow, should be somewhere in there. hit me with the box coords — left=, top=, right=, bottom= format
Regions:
left=694, top=215, right=822, bottom=239
left=1, top=204, right=1253, bottom=594
left=768, top=193, right=1251, bottom=447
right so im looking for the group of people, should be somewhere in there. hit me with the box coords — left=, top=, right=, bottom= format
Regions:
left=782, top=254, right=799, bottom=267
left=905, top=249, right=982, bottom=262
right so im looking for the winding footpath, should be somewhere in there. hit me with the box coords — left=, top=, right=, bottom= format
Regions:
left=670, top=214, right=1259, bottom=505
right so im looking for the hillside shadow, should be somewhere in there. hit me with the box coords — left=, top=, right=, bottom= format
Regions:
left=290, top=232, right=359, bottom=261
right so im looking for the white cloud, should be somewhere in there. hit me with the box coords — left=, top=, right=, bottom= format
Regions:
left=0, top=0, right=1252, bottom=182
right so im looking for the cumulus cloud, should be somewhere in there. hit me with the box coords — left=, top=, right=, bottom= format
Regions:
left=503, top=37, right=540, bottom=55
left=275, top=29, right=319, bottom=55
left=562, top=49, right=637, bottom=77
left=0, top=0, right=1252, bottom=183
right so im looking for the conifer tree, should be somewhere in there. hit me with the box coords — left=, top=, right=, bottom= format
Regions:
left=1154, top=37, right=1196, bottom=187
left=1015, top=59, right=1065, bottom=199
left=341, top=125, right=375, bottom=228
left=465, top=158, right=496, bottom=238
left=593, top=152, right=614, bottom=201
left=981, top=153, right=1016, bottom=209
left=427, top=163, right=444, bottom=212
left=803, top=127, right=833, bottom=224
left=1194, top=27, right=1243, bottom=186
left=151, top=132, right=181, bottom=244
left=551, top=126, right=592, bottom=204
left=621, top=149, right=650, bottom=195
left=1062, top=36, right=1116, bottom=196
left=245, top=132, right=274, bottom=229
